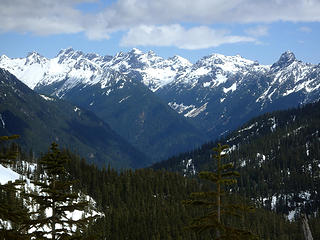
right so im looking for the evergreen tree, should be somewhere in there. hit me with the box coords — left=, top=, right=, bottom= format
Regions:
left=28, top=142, right=98, bottom=240
left=0, top=135, right=19, bottom=164
left=0, top=135, right=32, bottom=240
left=184, top=143, right=258, bottom=240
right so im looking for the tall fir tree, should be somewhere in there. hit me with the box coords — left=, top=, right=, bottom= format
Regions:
left=184, top=143, right=258, bottom=240
left=28, top=142, right=98, bottom=240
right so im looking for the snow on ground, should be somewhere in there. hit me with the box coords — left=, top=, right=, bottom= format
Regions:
left=0, top=162, right=103, bottom=236
left=238, top=122, right=258, bottom=132
left=184, top=102, right=208, bottom=118
left=287, top=210, right=296, bottom=221
left=257, top=153, right=266, bottom=167
left=0, top=164, right=20, bottom=184
left=221, top=145, right=237, bottom=155
left=269, top=117, right=277, bottom=132
left=168, top=102, right=195, bottom=114
left=223, top=82, right=237, bottom=93
left=261, top=191, right=313, bottom=221
left=182, top=158, right=196, bottom=177
left=40, top=94, right=54, bottom=101
left=215, top=73, right=228, bottom=86
left=0, top=114, right=5, bottom=128
left=119, top=95, right=131, bottom=103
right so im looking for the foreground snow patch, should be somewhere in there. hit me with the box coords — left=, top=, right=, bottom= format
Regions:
left=0, top=164, right=20, bottom=184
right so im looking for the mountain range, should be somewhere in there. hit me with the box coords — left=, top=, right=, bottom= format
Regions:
left=1, top=48, right=320, bottom=236
left=1, top=48, right=319, bottom=166
left=0, top=68, right=147, bottom=168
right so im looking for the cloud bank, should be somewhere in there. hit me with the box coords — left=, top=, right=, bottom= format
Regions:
left=1, top=0, right=319, bottom=48
left=120, top=24, right=255, bottom=49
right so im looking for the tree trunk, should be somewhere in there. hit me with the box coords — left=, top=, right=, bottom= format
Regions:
left=216, top=150, right=221, bottom=239
left=52, top=179, right=56, bottom=240
left=216, top=182, right=221, bottom=239
left=52, top=201, right=56, bottom=240
left=302, top=214, right=313, bottom=240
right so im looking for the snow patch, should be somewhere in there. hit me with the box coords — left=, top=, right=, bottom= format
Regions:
left=0, top=162, right=103, bottom=236
left=257, top=153, right=266, bottom=166
left=182, top=159, right=196, bottom=176
left=240, top=160, right=246, bottom=167
left=306, top=142, right=310, bottom=156
left=119, top=95, right=131, bottom=103
left=0, top=164, right=20, bottom=184
left=184, top=102, right=208, bottom=118
left=141, top=67, right=177, bottom=91
left=104, top=89, right=112, bottom=95
left=168, top=102, right=195, bottom=114
left=203, top=82, right=211, bottom=87
left=269, top=117, right=277, bottom=132
left=287, top=210, right=296, bottom=221
left=40, top=94, right=54, bottom=101
left=286, top=126, right=305, bottom=137
left=238, top=122, right=257, bottom=132
left=223, top=82, right=237, bottom=93
left=215, top=73, right=228, bottom=86
left=221, top=145, right=236, bottom=155
left=0, top=114, right=5, bottom=128
left=193, top=67, right=210, bottom=76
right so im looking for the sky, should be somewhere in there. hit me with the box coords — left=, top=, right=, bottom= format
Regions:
left=0, top=0, right=319, bottom=65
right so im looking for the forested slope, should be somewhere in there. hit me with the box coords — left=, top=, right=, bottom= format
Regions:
left=152, top=101, right=320, bottom=222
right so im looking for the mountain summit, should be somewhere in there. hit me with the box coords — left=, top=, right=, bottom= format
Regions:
left=271, top=51, right=297, bottom=70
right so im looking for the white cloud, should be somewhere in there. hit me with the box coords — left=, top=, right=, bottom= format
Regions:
left=245, top=26, right=269, bottom=37
left=96, top=0, right=320, bottom=28
left=0, top=0, right=89, bottom=35
left=120, top=24, right=255, bottom=49
left=0, top=0, right=319, bottom=44
left=299, top=26, right=312, bottom=33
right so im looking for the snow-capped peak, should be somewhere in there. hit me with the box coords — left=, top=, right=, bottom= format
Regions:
left=271, top=51, right=297, bottom=70
left=196, top=53, right=261, bottom=74
left=103, top=49, right=190, bottom=91
left=0, top=48, right=317, bottom=105
left=147, top=50, right=156, bottom=56
left=57, top=47, right=75, bottom=57
left=25, top=52, right=47, bottom=65
left=168, top=55, right=192, bottom=68
left=56, top=48, right=87, bottom=64
left=279, top=50, right=296, bottom=62
left=129, top=48, right=144, bottom=55
left=0, top=54, right=9, bottom=61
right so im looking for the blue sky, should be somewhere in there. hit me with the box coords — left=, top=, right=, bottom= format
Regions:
left=0, top=0, right=319, bottom=64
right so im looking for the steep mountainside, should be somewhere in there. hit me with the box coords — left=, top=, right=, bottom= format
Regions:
left=55, top=70, right=206, bottom=162
left=1, top=49, right=319, bottom=158
left=0, top=49, right=207, bottom=163
left=152, top=100, right=320, bottom=219
left=0, top=68, right=148, bottom=168
left=158, top=51, right=320, bottom=138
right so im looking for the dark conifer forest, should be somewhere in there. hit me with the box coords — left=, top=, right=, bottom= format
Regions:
left=1, top=101, right=320, bottom=239
left=1, top=132, right=319, bottom=239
